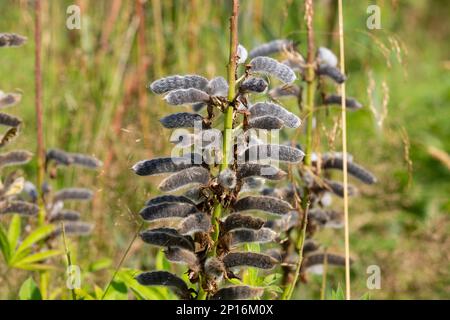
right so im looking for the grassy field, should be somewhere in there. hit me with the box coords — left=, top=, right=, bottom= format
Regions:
left=0, top=0, right=449, bottom=300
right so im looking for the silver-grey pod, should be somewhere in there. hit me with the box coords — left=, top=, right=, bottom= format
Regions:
left=249, top=102, right=301, bottom=128
left=158, top=166, right=210, bottom=192
left=148, top=74, right=208, bottom=94
left=233, top=196, right=292, bottom=215
left=249, top=56, right=297, bottom=84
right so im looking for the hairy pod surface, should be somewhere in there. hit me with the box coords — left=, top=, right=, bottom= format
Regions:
left=223, top=252, right=278, bottom=269
left=222, top=213, right=265, bottom=233
left=242, top=144, right=304, bottom=163
left=0, top=92, right=22, bottom=108
left=145, top=195, right=194, bottom=206
left=317, top=65, right=346, bottom=84
left=237, top=163, right=287, bottom=180
left=249, top=102, right=301, bottom=128
left=165, top=88, right=210, bottom=105
left=140, top=228, right=194, bottom=251
left=249, top=39, right=294, bottom=58
left=135, top=271, right=191, bottom=299
left=0, top=200, right=39, bottom=216
left=160, top=112, right=204, bottom=129
left=0, top=33, right=27, bottom=47
left=317, top=47, right=338, bottom=68
left=178, top=212, right=211, bottom=235
left=207, top=76, right=228, bottom=96
left=233, top=195, right=292, bottom=215
left=0, top=112, right=22, bottom=127
left=164, top=247, right=200, bottom=272
left=322, top=155, right=377, bottom=184
left=239, top=77, right=268, bottom=93
left=0, top=150, right=32, bottom=167
left=149, top=75, right=208, bottom=94
left=230, top=228, right=277, bottom=246
left=269, top=85, right=301, bottom=98
left=132, top=154, right=201, bottom=176
left=248, top=116, right=284, bottom=130
left=139, top=202, right=197, bottom=221
left=210, top=286, right=264, bottom=300
left=217, top=168, right=237, bottom=189
left=53, top=222, right=94, bottom=237
left=249, top=56, right=297, bottom=84
left=49, top=210, right=81, bottom=222
left=53, top=188, right=93, bottom=202
left=323, top=94, right=362, bottom=110
left=158, top=167, right=210, bottom=192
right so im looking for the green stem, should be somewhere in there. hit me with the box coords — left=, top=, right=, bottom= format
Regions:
left=61, top=222, right=77, bottom=300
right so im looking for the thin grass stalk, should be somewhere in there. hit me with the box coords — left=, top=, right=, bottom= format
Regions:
left=61, top=222, right=77, bottom=300
left=282, top=0, right=315, bottom=300
left=210, top=0, right=239, bottom=253
left=34, top=0, right=45, bottom=225
left=338, top=0, right=351, bottom=301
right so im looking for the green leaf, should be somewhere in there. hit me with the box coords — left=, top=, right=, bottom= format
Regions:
left=88, top=257, right=112, bottom=272
left=15, top=263, right=56, bottom=271
left=103, top=280, right=128, bottom=300
left=12, top=249, right=63, bottom=266
left=330, top=283, right=345, bottom=300
left=7, top=215, right=21, bottom=251
left=359, top=292, right=371, bottom=300
left=15, top=224, right=56, bottom=256
left=0, top=223, right=11, bottom=263
left=19, top=277, right=42, bottom=300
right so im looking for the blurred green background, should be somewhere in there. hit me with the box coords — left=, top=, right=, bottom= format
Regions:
left=0, top=0, right=448, bottom=299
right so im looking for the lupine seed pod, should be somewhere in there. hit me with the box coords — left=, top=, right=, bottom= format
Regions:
left=49, top=210, right=81, bottom=222
left=0, top=200, right=39, bottom=216
left=0, top=112, right=22, bottom=127
left=204, top=257, right=226, bottom=279
left=0, top=127, right=19, bottom=148
left=233, top=195, right=292, bottom=215
left=160, top=112, right=204, bottom=129
left=317, top=47, right=338, bottom=68
left=132, top=154, right=201, bottom=176
left=309, top=209, right=343, bottom=229
left=145, top=195, right=194, bottom=206
left=53, top=188, right=93, bottom=202
left=0, top=150, right=33, bottom=167
left=323, top=179, right=357, bottom=197
left=269, top=85, right=301, bottom=98
left=210, top=286, right=264, bottom=300
left=164, top=88, right=210, bottom=105
left=178, top=212, right=211, bottom=235
left=321, top=155, right=376, bottom=184
left=223, top=252, right=278, bottom=270
left=249, top=39, right=294, bottom=58
left=230, top=228, right=277, bottom=246
left=222, top=213, right=265, bottom=233
left=323, top=94, right=363, bottom=110
left=242, top=144, right=304, bottom=164
left=248, top=116, right=284, bottom=130
left=249, top=56, right=297, bottom=84
left=0, top=33, right=27, bottom=47
left=237, top=44, right=248, bottom=64
left=135, top=271, right=191, bottom=300
left=140, top=228, right=194, bottom=251
left=303, top=253, right=349, bottom=271
left=239, top=77, right=268, bottom=93
left=139, top=202, right=197, bottom=221
left=149, top=75, right=208, bottom=94
left=237, top=163, right=287, bottom=180
left=282, top=58, right=304, bottom=73
left=317, top=64, right=346, bottom=84
left=23, top=181, right=38, bottom=202
left=71, top=153, right=103, bottom=169
left=241, top=177, right=265, bottom=191
left=164, top=247, right=200, bottom=272
left=303, top=239, right=320, bottom=254
left=0, top=91, right=21, bottom=108
left=52, top=222, right=94, bottom=237
left=264, top=210, right=298, bottom=232
left=217, top=168, right=237, bottom=189
left=46, top=148, right=73, bottom=166
left=249, top=102, right=301, bottom=128
left=183, top=187, right=209, bottom=204
left=207, top=76, right=228, bottom=96
left=158, top=166, right=210, bottom=192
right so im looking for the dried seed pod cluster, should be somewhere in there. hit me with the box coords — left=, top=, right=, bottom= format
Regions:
left=132, top=41, right=310, bottom=300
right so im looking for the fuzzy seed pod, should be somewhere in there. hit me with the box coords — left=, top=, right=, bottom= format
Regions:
left=233, top=196, right=292, bottom=215
left=282, top=58, right=304, bottom=73
left=249, top=56, right=297, bottom=84
left=206, top=76, right=228, bottom=96
left=159, top=167, right=210, bottom=192
left=264, top=210, right=298, bottom=232
left=239, top=77, right=268, bottom=93
left=243, top=144, right=304, bottom=164
left=23, top=181, right=38, bottom=202
left=210, top=286, right=264, bottom=300
left=249, top=39, right=294, bottom=58
left=140, top=228, right=194, bottom=251
left=0, top=112, right=22, bottom=127
left=204, top=257, right=226, bottom=279
left=303, top=253, right=349, bottom=273
left=223, top=252, right=278, bottom=270
left=139, top=202, right=197, bottom=221
left=149, top=75, right=208, bottom=94
left=49, top=210, right=81, bottom=222
left=145, top=195, right=194, bottom=206
left=53, top=222, right=94, bottom=237
left=303, top=239, right=320, bottom=254
left=323, top=179, right=357, bottom=197
left=249, top=102, right=301, bottom=128
left=71, top=153, right=103, bottom=169
left=132, top=154, right=201, bottom=176
left=0, top=200, right=39, bottom=216
left=164, top=247, right=200, bottom=272
left=269, top=85, right=301, bottom=98
left=135, top=271, right=191, bottom=299
left=237, top=163, right=287, bottom=180
left=230, top=228, right=277, bottom=246
left=0, top=127, right=18, bottom=148
left=321, top=155, right=376, bottom=184
left=317, top=47, right=338, bottom=67
left=164, top=88, right=210, bottom=105
left=248, top=116, right=284, bottom=130
left=0, top=33, right=27, bottom=47
left=217, top=168, right=237, bottom=189
left=308, top=209, right=343, bottom=229
left=237, top=44, right=248, bottom=64
left=160, top=112, right=204, bottom=129
left=183, top=187, right=209, bottom=204
left=222, top=213, right=265, bottom=233
left=241, top=177, right=265, bottom=191
left=0, top=91, right=21, bottom=108
left=46, top=149, right=73, bottom=166
left=178, top=212, right=211, bottom=235
left=317, top=65, right=346, bottom=84
left=323, top=94, right=362, bottom=110
left=0, top=150, right=32, bottom=168
left=53, top=188, right=93, bottom=202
